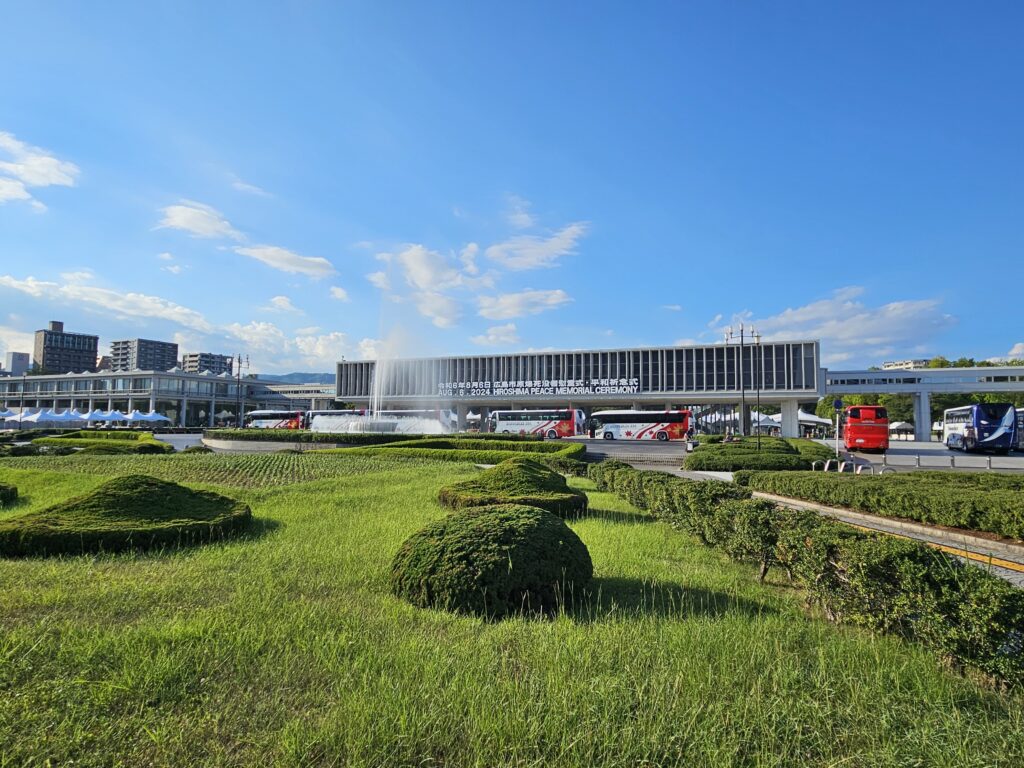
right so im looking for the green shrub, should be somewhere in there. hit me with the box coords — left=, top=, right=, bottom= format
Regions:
left=438, top=458, right=588, bottom=518
left=0, top=475, right=252, bottom=557
left=180, top=445, right=214, bottom=454
left=734, top=471, right=1024, bottom=540
left=683, top=452, right=809, bottom=472
left=390, top=503, right=593, bottom=618
left=539, top=456, right=588, bottom=477
left=75, top=441, right=174, bottom=455
left=0, top=484, right=16, bottom=507
left=593, top=459, right=1024, bottom=686
left=336, top=438, right=585, bottom=466
left=38, top=430, right=150, bottom=442
left=586, top=459, right=631, bottom=490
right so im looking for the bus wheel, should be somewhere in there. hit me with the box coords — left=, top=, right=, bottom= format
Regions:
left=963, top=438, right=975, bottom=452
left=656, top=431, right=668, bottom=441
left=546, top=429, right=558, bottom=439
left=603, top=432, right=614, bottom=440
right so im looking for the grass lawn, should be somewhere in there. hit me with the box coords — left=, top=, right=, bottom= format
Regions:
left=0, top=454, right=1022, bottom=767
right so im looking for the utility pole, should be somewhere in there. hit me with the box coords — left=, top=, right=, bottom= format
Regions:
left=18, top=373, right=26, bottom=431
left=235, top=354, right=249, bottom=428
left=725, top=323, right=756, bottom=438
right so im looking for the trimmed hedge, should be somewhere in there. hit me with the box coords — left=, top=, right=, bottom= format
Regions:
left=0, top=474, right=252, bottom=557
left=0, top=483, right=16, bottom=507
left=590, top=459, right=1024, bottom=685
left=35, top=431, right=174, bottom=454
left=439, top=458, right=588, bottom=517
left=206, top=429, right=543, bottom=444
left=331, top=438, right=585, bottom=470
left=40, top=430, right=150, bottom=441
left=734, top=471, right=1024, bottom=540
left=180, top=445, right=214, bottom=454
left=390, top=503, right=593, bottom=618
left=683, top=437, right=833, bottom=472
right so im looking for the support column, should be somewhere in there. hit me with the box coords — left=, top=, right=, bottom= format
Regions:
left=208, top=399, right=215, bottom=427
left=456, top=404, right=468, bottom=432
left=107, top=397, right=113, bottom=411
left=479, top=406, right=490, bottom=433
left=149, top=393, right=156, bottom=413
left=88, top=398, right=94, bottom=413
left=181, top=397, right=188, bottom=427
left=780, top=400, right=800, bottom=438
left=913, top=391, right=931, bottom=443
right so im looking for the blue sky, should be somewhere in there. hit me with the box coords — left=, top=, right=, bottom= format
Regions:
left=1, top=1, right=1022, bottom=373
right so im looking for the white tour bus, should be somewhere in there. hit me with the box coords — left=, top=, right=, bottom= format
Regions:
left=589, top=409, right=692, bottom=441
left=488, top=409, right=585, bottom=438
left=245, top=409, right=305, bottom=429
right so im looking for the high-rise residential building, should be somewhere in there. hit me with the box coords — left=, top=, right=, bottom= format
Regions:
left=181, top=352, right=234, bottom=375
left=32, top=321, right=99, bottom=374
left=110, top=338, right=179, bottom=371
left=4, top=351, right=30, bottom=377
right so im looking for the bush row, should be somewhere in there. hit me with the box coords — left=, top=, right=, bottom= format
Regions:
left=43, top=430, right=149, bottom=441
left=589, top=460, right=1024, bottom=685
left=0, top=483, right=16, bottom=507
left=205, top=429, right=542, bottom=444
left=734, top=471, right=1024, bottom=540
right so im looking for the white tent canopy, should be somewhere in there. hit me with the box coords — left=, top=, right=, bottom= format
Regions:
left=768, top=409, right=832, bottom=427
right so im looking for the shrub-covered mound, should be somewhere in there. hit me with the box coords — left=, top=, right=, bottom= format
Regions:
left=0, top=474, right=252, bottom=557
left=0, top=483, right=16, bottom=507
left=438, top=458, right=588, bottom=517
left=391, top=503, right=593, bottom=618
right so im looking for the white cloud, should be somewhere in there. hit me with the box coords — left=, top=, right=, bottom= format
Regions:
left=707, top=313, right=723, bottom=328
left=390, top=243, right=493, bottom=292
left=471, top=323, right=520, bottom=346
left=674, top=338, right=698, bottom=346
left=460, top=243, right=479, bottom=275
left=157, top=252, right=175, bottom=261
left=0, top=324, right=35, bottom=359
left=157, top=200, right=244, bottom=240
left=0, top=131, right=79, bottom=210
left=223, top=320, right=353, bottom=370
left=233, top=245, right=335, bottom=278
left=162, top=265, right=184, bottom=275
left=231, top=178, right=269, bottom=196
left=663, top=304, right=682, bottom=312
left=0, top=273, right=212, bottom=332
left=414, top=291, right=461, bottom=328
left=294, top=331, right=348, bottom=367
left=0, top=177, right=31, bottom=204
left=264, top=295, right=302, bottom=313
left=485, top=222, right=587, bottom=270
left=358, top=338, right=384, bottom=359
left=1008, top=343, right=1024, bottom=359
left=728, top=286, right=956, bottom=366
left=367, top=271, right=391, bottom=290
left=478, top=289, right=572, bottom=320
left=59, top=270, right=94, bottom=283
left=329, top=286, right=350, bottom=302
left=505, top=195, right=535, bottom=229
left=295, top=325, right=322, bottom=335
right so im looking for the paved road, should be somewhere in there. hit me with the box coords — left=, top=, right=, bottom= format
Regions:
left=154, top=433, right=204, bottom=451
left=568, top=436, right=691, bottom=464
left=814, top=438, right=1024, bottom=473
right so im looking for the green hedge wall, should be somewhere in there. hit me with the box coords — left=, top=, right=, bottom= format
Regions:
left=42, top=430, right=150, bottom=441
left=733, top=471, right=1024, bottom=540
left=588, top=459, right=1024, bottom=685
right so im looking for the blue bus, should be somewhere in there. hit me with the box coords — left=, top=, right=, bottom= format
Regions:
left=942, top=403, right=1017, bottom=453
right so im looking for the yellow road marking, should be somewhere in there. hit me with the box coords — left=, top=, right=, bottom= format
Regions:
left=844, top=522, right=1024, bottom=573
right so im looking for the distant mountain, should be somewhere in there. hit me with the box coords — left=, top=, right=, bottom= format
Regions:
left=257, top=372, right=336, bottom=384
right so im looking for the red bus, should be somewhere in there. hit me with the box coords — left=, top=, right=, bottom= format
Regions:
left=488, top=409, right=585, bottom=438
left=843, top=405, right=889, bottom=452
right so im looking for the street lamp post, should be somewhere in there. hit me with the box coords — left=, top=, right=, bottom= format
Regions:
left=234, top=354, right=250, bottom=428
left=753, top=330, right=762, bottom=451
left=725, top=323, right=755, bottom=437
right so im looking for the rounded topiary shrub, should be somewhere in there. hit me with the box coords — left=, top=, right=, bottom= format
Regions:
left=0, top=474, right=252, bottom=557
left=0, top=483, right=16, bottom=507
left=391, top=503, right=593, bottom=618
left=438, top=458, right=588, bottom=518
left=181, top=445, right=214, bottom=454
